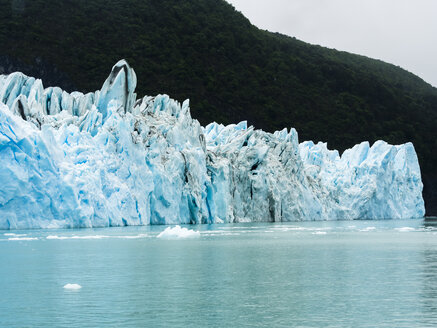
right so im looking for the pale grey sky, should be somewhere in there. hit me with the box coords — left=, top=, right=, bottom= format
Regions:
left=226, top=0, right=437, bottom=87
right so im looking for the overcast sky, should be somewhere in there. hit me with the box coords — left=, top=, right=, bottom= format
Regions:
left=226, top=0, right=437, bottom=87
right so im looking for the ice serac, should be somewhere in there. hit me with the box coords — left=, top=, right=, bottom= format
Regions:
left=0, top=61, right=425, bottom=229
left=97, top=60, right=137, bottom=119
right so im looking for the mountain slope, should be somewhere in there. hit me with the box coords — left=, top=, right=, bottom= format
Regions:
left=0, top=0, right=436, bottom=214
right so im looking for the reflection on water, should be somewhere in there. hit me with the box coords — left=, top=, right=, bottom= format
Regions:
left=1, top=219, right=437, bottom=328
left=421, top=248, right=437, bottom=326
left=424, top=217, right=437, bottom=229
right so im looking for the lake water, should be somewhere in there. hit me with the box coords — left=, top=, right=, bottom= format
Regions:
left=1, top=219, right=437, bottom=327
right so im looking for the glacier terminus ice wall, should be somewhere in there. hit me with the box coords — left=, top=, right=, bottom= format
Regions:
left=0, top=60, right=425, bottom=229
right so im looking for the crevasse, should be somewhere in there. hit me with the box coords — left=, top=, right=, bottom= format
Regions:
left=0, top=60, right=425, bottom=229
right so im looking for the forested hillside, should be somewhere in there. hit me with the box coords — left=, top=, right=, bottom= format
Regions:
left=0, top=0, right=436, bottom=214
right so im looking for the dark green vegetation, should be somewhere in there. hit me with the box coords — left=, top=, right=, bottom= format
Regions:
left=0, top=0, right=436, bottom=214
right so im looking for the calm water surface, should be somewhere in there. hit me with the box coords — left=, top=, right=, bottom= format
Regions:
left=1, top=219, right=437, bottom=327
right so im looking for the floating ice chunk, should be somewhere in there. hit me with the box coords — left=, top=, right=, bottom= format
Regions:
left=114, top=234, right=151, bottom=239
left=157, top=225, right=200, bottom=239
left=395, top=227, right=416, bottom=232
left=312, top=231, right=327, bottom=235
left=63, top=283, right=82, bottom=290
left=47, top=235, right=109, bottom=240
left=46, top=235, right=69, bottom=240
left=47, top=234, right=150, bottom=240
left=47, top=235, right=63, bottom=240
left=8, top=237, right=38, bottom=241
left=359, top=227, right=376, bottom=232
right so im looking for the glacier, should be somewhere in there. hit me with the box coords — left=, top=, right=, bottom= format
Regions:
left=0, top=60, right=425, bottom=229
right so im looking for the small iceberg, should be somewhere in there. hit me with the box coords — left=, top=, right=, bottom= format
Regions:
left=63, top=283, right=82, bottom=290
left=157, top=225, right=200, bottom=239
